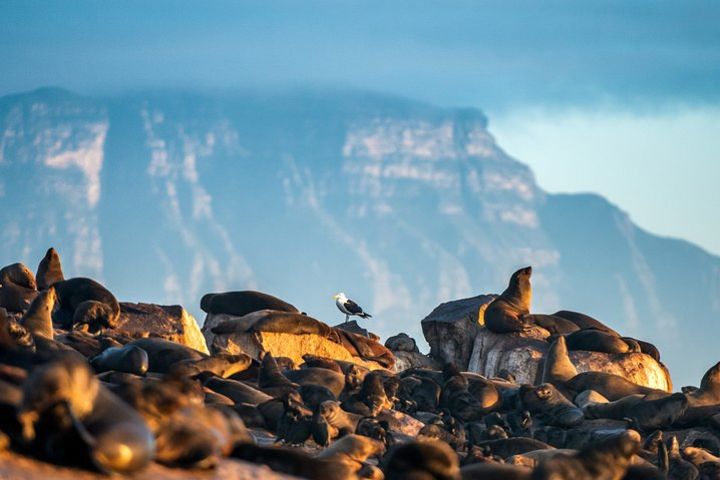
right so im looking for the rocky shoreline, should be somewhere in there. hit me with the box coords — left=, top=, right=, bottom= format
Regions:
left=0, top=250, right=716, bottom=479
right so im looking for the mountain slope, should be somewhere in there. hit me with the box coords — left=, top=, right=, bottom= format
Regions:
left=0, top=87, right=717, bottom=385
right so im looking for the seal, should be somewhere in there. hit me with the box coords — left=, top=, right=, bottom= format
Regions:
left=18, top=356, right=154, bottom=474
left=518, top=384, right=584, bottom=428
left=532, top=430, right=641, bottom=480
left=318, top=400, right=360, bottom=435
left=382, top=440, right=460, bottom=480
left=284, top=368, right=346, bottom=398
left=301, top=354, right=343, bottom=373
left=541, top=336, right=578, bottom=388
left=461, top=462, right=531, bottom=479
left=169, top=352, right=252, bottom=378
left=317, top=434, right=384, bottom=476
left=258, top=352, right=298, bottom=390
left=0, top=262, right=37, bottom=290
left=90, top=344, right=149, bottom=376
left=201, top=290, right=299, bottom=316
left=36, top=248, right=64, bottom=290
left=204, top=376, right=272, bottom=405
left=567, top=372, right=666, bottom=401
left=126, top=337, right=206, bottom=374
left=525, top=314, right=580, bottom=335
left=231, top=443, right=341, bottom=480
left=686, top=361, right=720, bottom=407
left=20, top=287, right=56, bottom=340
left=341, top=370, right=391, bottom=417
left=551, top=310, right=619, bottom=335
left=484, top=266, right=533, bottom=334
left=564, top=329, right=639, bottom=354
left=398, top=375, right=441, bottom=412
left=440, top=364, right=485, bottom=421
left=52, top=277, right=120, bottom=331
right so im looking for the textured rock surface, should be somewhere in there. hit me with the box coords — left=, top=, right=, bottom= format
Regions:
left=467, top=327, right=672, bottom=390
left=117, top=303, right=209, bottom=354
left=206, top=312, right=394, bottom=371
left=393, top=351, right=441, bottom=372
left=0, top=451, right=300, bottom=480
left=421, top=294, right=496, bottom=369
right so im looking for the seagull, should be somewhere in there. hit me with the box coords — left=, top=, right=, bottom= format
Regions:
left=332, top=292, right=372, bottom=323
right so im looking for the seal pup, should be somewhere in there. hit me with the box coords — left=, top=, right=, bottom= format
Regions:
left=484, top=266, right=533, bottom=334
left=316, top=434, right=384, bottom=475
left=52, top=277, right=120, bottom=331
left=318, top=400, right=360, bottom=436
left=20, top=287, right=56, bottom=340
left=36, top=247, right=64, bottom=290
left=382, top=439, right=461, bottom=480
left=341, top=370, right=391, bottom=417
left=284, top=367, right=346, bottom=398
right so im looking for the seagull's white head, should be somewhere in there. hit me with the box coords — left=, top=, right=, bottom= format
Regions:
left=333, top=292, right=347, bottom=302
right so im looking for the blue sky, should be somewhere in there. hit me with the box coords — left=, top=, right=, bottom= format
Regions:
left=2, top=0, right=719, bottom=253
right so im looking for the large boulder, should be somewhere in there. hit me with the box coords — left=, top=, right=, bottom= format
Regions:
left=467, top=327, right=672, bottom=391
left=393, top=351, right=442, bottom=372
left=205, top=311, right=394, bottom=371
left=115, top=303, right=209, bottom=355
left=421, top=294, right=496, bottom=369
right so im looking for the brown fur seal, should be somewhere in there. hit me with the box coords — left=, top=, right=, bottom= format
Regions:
left=382, top=439, right=461, bottom=480
left=440, top=364, right=484, bottom=421
left=0, top=283, right=37, bottom=312
left=20, top=287, right=56, bottom=340
left=461, top=462, right=531, bottom=480
left=519, top=384, right=584, bottom=428
left=36, top=248, right=64, bottom=290
left=532, top=429, right=641, bottom=480
left=19, top=356, right=154, bottom=474
left=90, top=344, right=149, bottom=376
left=564, top=329, right=640, bottom=354
left=567, top=372, right=666, bottom=401
left=317, top=434, right=384, bottom=475
left=52, top=278, right=120, bottom=331
left=687, top=361, right=720, bottom=406
left=526, top=314, right=580, bottom=335
left=284, top=368, right=346, bottom=397
left=301, top=354, right=344, bottom=373
left=319, top=400, right=360, bottom=435
left=341, top=370, right=392, bottom=417
left=551, top=310, right=619, bottom=335
left=126, top=337, right=206, bottom=374
left=485, top=266, right=533, bottom=333
left=231, top=443, right=342, bottom=480
left=169, top=352, right=252, bottom=378
left=205, top=376, right=272, bottom=405
left=201, top=290, right=299, bottom=316
left=0, top=262, right=37, bottom=290
left=258, top=352, right=298, bottom=390
left=541, top=336, right=578, bottom=387
left=625, top=393, right=688, bottom=431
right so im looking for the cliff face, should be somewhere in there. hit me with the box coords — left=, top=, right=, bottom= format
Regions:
left=1, top=87, right=718, bottom=385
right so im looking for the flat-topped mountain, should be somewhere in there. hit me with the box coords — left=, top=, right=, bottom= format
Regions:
left=0, top=87, right=717, bottom=385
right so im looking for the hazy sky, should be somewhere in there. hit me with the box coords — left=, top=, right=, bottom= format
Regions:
left=2, top=0, right=719, bottom=253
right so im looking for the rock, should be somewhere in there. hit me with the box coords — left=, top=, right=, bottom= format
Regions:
left=116, top=303, right=209, bottom=355
left=421, top=294, right=496, bottom=370
left=207, top=312, right=393, bottom=371
left=393, top=351, right=441, bottom=372
left=467, top=327, right=672, bottom=390
left=385, top=333, right=419, bottom=353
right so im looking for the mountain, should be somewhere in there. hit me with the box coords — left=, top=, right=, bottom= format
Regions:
left=1, top=87, right=718, bottom=386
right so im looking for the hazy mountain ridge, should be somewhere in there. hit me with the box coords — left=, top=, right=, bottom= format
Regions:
left=1, top=87, right=718, bottom=385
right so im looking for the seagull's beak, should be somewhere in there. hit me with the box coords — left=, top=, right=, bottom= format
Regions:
left=331, top=294, right=338, bottom=300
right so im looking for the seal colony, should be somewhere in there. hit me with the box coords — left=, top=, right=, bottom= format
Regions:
left=0, top=252, right=717, bottom=480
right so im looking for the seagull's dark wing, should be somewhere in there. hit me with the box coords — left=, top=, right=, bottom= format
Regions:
left=343, top=299, right=364, bottom=315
